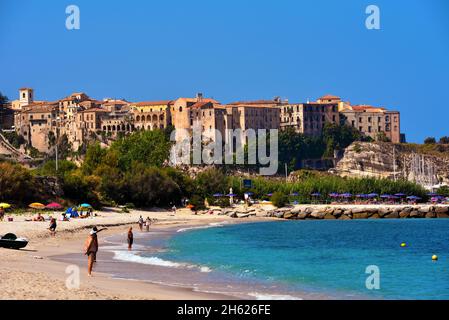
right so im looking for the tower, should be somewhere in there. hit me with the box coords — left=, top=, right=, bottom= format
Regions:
left=19, top=87, right=34, bottom=107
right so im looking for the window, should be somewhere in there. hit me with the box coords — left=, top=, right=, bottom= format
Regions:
left=351, top=121, right=355, bottom=127
left=368, top=117, right=372, bottom=123
left=368, top=126, right=371, bottom=133
left=332, top=115, right=336, bottom=122
left=179, top=107, right=183, bottom=112
left=359, top=117, right=362, bottom=123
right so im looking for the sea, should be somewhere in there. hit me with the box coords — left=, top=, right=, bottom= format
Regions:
left=58, top=219, right=449, bottom=300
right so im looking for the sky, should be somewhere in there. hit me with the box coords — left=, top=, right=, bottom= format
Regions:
left=0, top=0, right=448, bottom=143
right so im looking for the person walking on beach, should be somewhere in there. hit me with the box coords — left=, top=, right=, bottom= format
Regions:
left=127, top=227, right=134, bottom=251
left=145, top=217, right=151, bottom=232
left=172, top=205, right=177, bottom=215
left=138, top=216, right=144, bottom=232
left=84, top=226, right=108, bottom=276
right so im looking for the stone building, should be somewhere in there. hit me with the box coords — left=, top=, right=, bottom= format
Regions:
left=130, top=100, right=173, bottom=130
left=340, top=104, right=401, bottom=143
left=280, top=95, right=340, bottom=136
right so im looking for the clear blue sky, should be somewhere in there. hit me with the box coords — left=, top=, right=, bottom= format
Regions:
left=1, top=0, right=448, bottom=143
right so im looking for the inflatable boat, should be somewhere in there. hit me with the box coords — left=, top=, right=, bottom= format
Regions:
left=0, top=233, right=28, bottom=249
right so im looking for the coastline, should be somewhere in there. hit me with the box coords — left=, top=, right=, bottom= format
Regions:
left=0, top=207, right=271, bottom=300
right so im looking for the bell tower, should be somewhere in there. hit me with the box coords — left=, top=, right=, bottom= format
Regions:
left=19, top=87, right=34, bottom=108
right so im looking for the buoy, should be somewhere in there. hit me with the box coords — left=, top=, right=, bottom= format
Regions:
left=401, top=243, right=406, bottom=247
left=432, top=255, right=438, bottom=261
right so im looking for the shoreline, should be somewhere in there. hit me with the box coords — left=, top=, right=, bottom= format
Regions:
left=0, top=208, right=270, bottom=300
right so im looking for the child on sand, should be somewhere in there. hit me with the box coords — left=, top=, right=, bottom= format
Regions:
left=48, top=218, right=57, bottom=236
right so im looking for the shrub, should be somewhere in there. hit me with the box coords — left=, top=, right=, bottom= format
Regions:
left=0, top=162, right=38, bottom=204
left=271, top=192, right=289, bottom=208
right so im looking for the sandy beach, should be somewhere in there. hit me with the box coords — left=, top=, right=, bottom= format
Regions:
left=0, top=207, right=268, bottom=300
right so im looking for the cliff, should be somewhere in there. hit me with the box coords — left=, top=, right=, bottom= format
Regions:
left=333, top=142, right=449, bottom=187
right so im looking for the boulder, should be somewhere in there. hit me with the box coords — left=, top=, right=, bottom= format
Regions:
left=283, top=212, right=297, bottom=219
left=369, top=213, right=380, bottom=219
left=378, top=208, right=392, bottom=217
left=418, top=206, right=431, bottom=213
left=333, top=209, right=343, bottom=216
left=353, top=212, right=368, bottom=219
left=297, top=212, right=309, bottom=219
left=385, top=212, right=399, bottom=219
left=435, top=206, right=449, bottom=214
left=410, top=211, right=424, bottom=218
left=351, top=208, right=365, bottom=214
left=291, top=207, right=301, bottom=214
left=310, top=211, right=326, bottom=219
left=437, top=212, right=449, bottom=219
left=339, top=214, right=352, bottom=220
left=304, top=207, right=313, bottom=214
left=425, top=212, right=436, bottom=218
left=274, top=211, right=285, bottom=218
left=399, top=211, right=410, bottom=218
left=324, top=213, right=336, bottom=220
left=401, top=207, right=413, bottom=214
left=228, top=212, right=238, bottom=218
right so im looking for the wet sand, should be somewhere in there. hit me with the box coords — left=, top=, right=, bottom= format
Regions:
left=0, top=207, right=268, bottom=300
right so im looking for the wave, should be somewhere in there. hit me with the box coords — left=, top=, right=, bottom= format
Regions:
left=177, top=221, right=229, bottom=233
left=248, top=292, right=303, bottom=300
left=112, top=250, right=212, bottom=272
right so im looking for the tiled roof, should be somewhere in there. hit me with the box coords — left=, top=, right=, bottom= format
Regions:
left=318, top=94, right=340, bottom=100
left=133, top=100, right=174, bottom=106
left=228, top=100, right=281, bottom=106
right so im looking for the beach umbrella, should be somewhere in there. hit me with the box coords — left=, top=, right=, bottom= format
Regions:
left=367, top=193, right=378, bottom=198
left=407, top=196, right=422, bottom=200
left=29, top=202, right=45, bottom=210
left=213, top=193, right=224, bottom=197
left=427, top=193, right=439, bottom=197
left=0, top=203, right=11, bottom=209
left=380, top=194, right=391, bottom=199
left=46, top=202, right=63, bottom=210
left=394, top=193, right=406, bottom=197
left=311, top=193, right=321, bottom=197
left=341, top=193, right=352, bottom=198
left=266, top=193, right=273, bottom=197
left=226, top=193, right=237, bottom=197
left=80, top=203, right=92, bottom=208
left=329, top=193, right=339, bottom=198
left=355, top=194, right=366, bottom=198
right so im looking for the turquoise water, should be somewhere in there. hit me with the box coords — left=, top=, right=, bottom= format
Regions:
left=157, top=220, right=449, bottom=299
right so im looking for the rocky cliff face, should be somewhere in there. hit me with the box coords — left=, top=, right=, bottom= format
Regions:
left=333, top=142, right=449, bottom=187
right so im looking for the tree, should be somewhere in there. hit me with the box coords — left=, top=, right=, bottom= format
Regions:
left=0, top=92, right=8, bottom=106
left=438, top=136, right=449, bottom=144
left=271, top=191, right=288, bottom=208
left=424, top=137, right=436, bottom=144
left=82, top=142, right=107, bottom=175
left=110, top=129, right=171, bottom=171
left=194, top=168, right=228, bottom=198
left=0, top=162, right=38, bottom=203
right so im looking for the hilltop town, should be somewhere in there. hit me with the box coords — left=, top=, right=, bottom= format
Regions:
left=0, top=88, right=403, bottom=156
